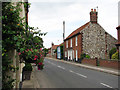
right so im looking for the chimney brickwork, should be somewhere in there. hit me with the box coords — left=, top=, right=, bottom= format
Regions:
left=90, top=9, right=98, bottom=23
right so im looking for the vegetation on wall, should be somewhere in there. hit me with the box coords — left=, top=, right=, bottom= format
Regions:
left=112, top=51, right=118, bottom=60
left=2, top=2, right=46, bottom=89
left=109, top=48, right=117, bottom=59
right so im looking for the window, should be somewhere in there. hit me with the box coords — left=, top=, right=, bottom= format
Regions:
left=65, top=51, right=67, bottom=57
left=71, top=39, right=72, bottom=47
left=76, top=36, right=77, bottom=46
left=66, top=41, right=68, bottom=48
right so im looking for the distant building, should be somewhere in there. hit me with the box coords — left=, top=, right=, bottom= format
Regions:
left=64, top=9, right=117, bottom=61
left=47, top=42, right=59, bottom=58
left=57, top=43, right=63, bottom=59
left=47, top=48, right=51, bottom=57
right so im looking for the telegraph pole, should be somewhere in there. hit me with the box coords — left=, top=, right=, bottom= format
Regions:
left=63, top=21, right=65, bottom=60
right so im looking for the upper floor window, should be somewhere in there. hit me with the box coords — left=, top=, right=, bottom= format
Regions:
left=66, top=41, right=68, bottom=48
left=71, top=39, right=72, bottom=47
left=76, top=36, right=77, bottom=46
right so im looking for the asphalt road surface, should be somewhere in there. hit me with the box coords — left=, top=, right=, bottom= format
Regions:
left=33, top=58, right=119, bottom=89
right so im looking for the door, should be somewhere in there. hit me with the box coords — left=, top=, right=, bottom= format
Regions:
left=76, top=50, right=78, bottom=61
left=68, top=50, right=69, bottom=59
left=70, top=50, right=72, bottom=60
left=73, top=50, right=74, bottom=60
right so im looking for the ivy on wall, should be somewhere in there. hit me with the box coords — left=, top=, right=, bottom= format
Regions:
left=2, top=2, right=47, bottom=89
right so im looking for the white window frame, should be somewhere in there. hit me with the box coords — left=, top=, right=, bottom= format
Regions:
left=71, top=39, right=72, bottom=47
left=66, top=41, right=68, bottom=48
left=65, top=51, right=67, bottom=57
left=76, top=36, right=77, bottom=46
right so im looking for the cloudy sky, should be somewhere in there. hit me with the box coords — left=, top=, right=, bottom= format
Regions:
left=28, top=0, right=119, bottom=48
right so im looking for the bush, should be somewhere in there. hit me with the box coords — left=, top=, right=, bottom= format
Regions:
left=23, top=63, right=32, bottom=71
left=86, top=54, right=90, bottom=59
left=111, top=51, right=118, bottom=60
left=78, top=53, right=86, bottom=63
left=109, top=48, right=117, bottom=59
left=80, top=53, right=86, bottom=59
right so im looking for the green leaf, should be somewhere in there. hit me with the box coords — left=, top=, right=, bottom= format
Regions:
left=16, top=42, right=20, bottom=46
left=20, top=48, right=24, bottom=52
left=14, top=36, right=18, bottom=41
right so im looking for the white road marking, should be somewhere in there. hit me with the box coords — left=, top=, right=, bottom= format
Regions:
left=75, top=73, right=87, bottom=78
left=69, top=70, right=74, bottom=73
left=57, top=66, right=65, bottom=70
left=69, top=70, right=87, bottom=78
left=100, top=83, right=113, bottom=88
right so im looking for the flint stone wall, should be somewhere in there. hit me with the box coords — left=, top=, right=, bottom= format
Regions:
left=80, top=22, right=117, bottom=59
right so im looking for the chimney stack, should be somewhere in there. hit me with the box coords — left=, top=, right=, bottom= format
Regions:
left=90, top=8, right=98, bottom=23
left=52, top=42, right=54, bottom=46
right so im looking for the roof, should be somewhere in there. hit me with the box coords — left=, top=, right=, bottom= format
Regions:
left=57, top=43, right=63, bottom=47
left=65, top=22, right=90, bottom=40
left=52, top=45, right=59, bottom=50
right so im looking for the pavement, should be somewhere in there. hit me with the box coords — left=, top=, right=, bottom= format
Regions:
left=21, top=64, right=40, bottom=89
left=21, top=57, right=120, bottom=89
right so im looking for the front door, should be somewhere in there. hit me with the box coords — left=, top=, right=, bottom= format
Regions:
left=73, top=50, right=74, bottom=60
left=70, top=50, right=72, bottom=60
left=76, top=50, right=78, bottom=61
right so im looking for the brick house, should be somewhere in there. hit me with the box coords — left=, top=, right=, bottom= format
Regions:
left=50, top=43, right=59, bottom=58
left=64, top=9, right=117, bottom=61
left=47, top=48, right=51, bottom=57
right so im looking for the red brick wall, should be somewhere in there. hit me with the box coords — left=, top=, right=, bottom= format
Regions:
left=64, top=34, right=82, bottom=60
left=82, top=58, right=120, bottom=69
left=100, top=60, right=119, bottom=69
left=82, top=58, right=96, bottom=66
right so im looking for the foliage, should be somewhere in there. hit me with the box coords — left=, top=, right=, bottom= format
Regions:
left=38, top=63, right=44, bottom=70
left=112, top=51, right=118, bottom=60
left=85, top=54, right=90, bottom=59
left=80, top=53, right=86, bottom=59
left=43, top=48, right=48, bottom=57
left=2, top=2, right=25, bottom=89
left=79, top=53, right=90, bottom=63
left=23, top=63, right=32, bottom=71
left=2, top=2, right=46, bottom=89
left=54, top=49, right=57, bottom=53
left=109, top=48, right=117, bottom=59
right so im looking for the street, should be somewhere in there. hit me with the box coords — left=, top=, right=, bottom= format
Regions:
left=33, top=58, right=119, bottom=89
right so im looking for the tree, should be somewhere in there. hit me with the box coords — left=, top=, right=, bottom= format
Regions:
left=112, top=51, right=118, bottom=60
left=2, top=2, right=46, bottom=89
left=43, top=48, right=48, bottom=57
left=109, top=48, right=117, bottom=59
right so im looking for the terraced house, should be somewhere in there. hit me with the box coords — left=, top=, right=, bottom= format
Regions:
left=64, top=9, right=117, bottom=61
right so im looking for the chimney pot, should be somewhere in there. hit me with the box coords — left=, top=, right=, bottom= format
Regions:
left=94, top=9, right=96, bottom=12
left=91, top=9, right=93, bottom=11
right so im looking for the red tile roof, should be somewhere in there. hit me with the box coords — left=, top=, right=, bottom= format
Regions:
left=65, top=22, right=90, bottom=40
left=52, top=45, right=59, bottom=50
left=58, top=43, right=63, bottom=46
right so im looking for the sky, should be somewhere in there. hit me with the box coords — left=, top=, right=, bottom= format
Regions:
left=28, top=0, right=120, bottom=48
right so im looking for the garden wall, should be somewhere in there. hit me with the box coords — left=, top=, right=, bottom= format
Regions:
left=82, top=58, right=120, bottom=70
